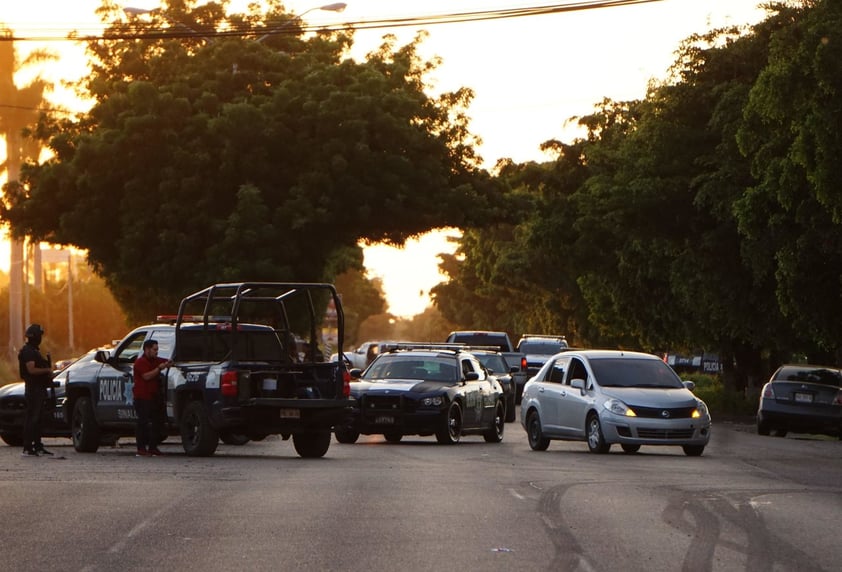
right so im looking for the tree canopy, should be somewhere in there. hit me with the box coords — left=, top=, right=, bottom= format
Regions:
left=2, top=0, right=503, bottom=322
left=434, top=0, right=842, bottom=383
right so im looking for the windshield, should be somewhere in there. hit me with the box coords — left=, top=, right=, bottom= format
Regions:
left=774, top=366, right=842, bottom=387
left=590, top=358, right=684, bottom=389
left=519, top=340, right=566, bottom=354
left=364, top=355, right=458, bottom=383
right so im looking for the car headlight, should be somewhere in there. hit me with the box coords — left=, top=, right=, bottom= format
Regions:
left=692, top=399, right=709, bottom=419
left=603, top=398, right=636, bottom=417
left=420, top=396, right=444, bottom=407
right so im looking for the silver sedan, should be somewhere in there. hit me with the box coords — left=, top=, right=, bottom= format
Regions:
left=520, top=349, right=711, bottom=456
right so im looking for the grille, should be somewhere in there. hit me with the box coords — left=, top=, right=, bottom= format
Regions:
left=629, top=406, right=696, bottom=419
left=636, top=427, right=695, bottom=440
left=362, top=395, right=403, bottom=411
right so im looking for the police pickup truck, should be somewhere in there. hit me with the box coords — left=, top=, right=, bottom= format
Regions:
left=64, top=282, right=351, bottom=458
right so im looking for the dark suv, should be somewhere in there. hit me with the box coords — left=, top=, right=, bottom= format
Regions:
left=516, top=335, right=569, bottom=377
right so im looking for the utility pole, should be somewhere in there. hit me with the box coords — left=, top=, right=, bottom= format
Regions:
left=7, top=129, right=24, bottom=358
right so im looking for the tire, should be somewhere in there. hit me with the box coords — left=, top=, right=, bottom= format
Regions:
left=683, top=445, right=705, bottom=457
left=483, top=401, right=505, bottom=443
left=621, top=444, right=640, bottom=454
left=292, top=431, right=331, bottom=458
left=435, top=401, right=462, bottom=444
left=220, top=432, right=250, bottom=446
left=757, top=417, right=771, bottom=436
left=72, top=396, right=100, bottom=453
left=586, top=413, right=610, bottom=454
left=180, top=401, right=219, bottom=457
left=0, top=432, right=23, bottom=447
left=334, top=427, right=360, bottom=444
left=504, top=393, right=516, bottom=423
left=526, top=410, right=550, bottom=451
left=383, top=430, right=403, bottom=443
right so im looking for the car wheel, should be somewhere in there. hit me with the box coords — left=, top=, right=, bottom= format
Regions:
left=683, top=445, right=705, bottom=457
left=757, top=417, right=771, bottom=436
left=334, top=427, right=360, bottom=444
left=292, top=431, right=331, bottom=458
left=586, top=413, right=610, bottom=454
left=621, top=444, right=640, bottom=454
left=180, top=401, right=219, bottom=457
left=483, top=400, right=505, bottom=443
left=526, top=410, right=550, bottom=451
left=435, top=401, right=462, bottom=444
left=0, top=432, right=23, bottom=447
left=384, top=430, right=403, bottom=443
left=220, top=431, right=250, bottom=446
left=774, top=429, right=788, bottom=438
left=504, top=393, right=516, bottom=423
left=72, top=396, right=100, bottom=453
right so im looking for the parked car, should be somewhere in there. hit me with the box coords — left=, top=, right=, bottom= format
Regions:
left=334, top=344, right=506, bottom=445
left=469, top=348, right=518, bottom=423
left=520, top=349, right=711, bottom=456
left=0, top=348, right=102, bottom=447
left=516, top=334, right=569, bottom=377
left=756, top=364, right=842, bottom=439
left=335, top=340, right=402, bottom=369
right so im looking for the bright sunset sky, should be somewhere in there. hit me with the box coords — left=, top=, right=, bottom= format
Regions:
left=1, top=1, right=769, bottom=316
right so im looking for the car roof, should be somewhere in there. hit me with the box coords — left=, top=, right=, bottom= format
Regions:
left=558, top=349, right=661, bottom=361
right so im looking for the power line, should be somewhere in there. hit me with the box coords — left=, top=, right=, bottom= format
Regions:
left=1, top=0, right=663, bottom=42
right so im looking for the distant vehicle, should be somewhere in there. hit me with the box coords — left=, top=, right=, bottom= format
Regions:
left=516, top=334, right=569, bottom=377
left=756, top=364, right=842, bottom=439
left=521, top=349, right=711, bottom=456
left=335, top=340, right=401, bottom=369
left=445, top=331, right=528, bottom=402
left=335, top=343, right=505, bottom=445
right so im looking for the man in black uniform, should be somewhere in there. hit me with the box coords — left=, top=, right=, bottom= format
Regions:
left=18, top=323, right=54, bottom=457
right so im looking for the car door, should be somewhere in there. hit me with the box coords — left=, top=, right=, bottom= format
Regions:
left=469, top=355, right=499, bottom=427
left=459, top=357, right=485, bottom=428
left=532, top=356, right=570, bottom=437
left=95, top=329, right=149, bottom=425
left=557, top=356, right=592, bottom=438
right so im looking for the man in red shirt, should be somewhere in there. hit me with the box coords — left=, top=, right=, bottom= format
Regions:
left=133, top=339, right=172, bottom=457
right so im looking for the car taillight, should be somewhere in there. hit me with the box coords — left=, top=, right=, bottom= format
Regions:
left=833, top=389, right=842, bottom=406
left=221, top=371, right=238, bottom=397
left=761, top=384, right=775, bottom=399
left=342, top=369, right=351, bottom=398
left=520, top=356, right=527, bottom=371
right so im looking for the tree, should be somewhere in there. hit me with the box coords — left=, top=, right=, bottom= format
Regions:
left=0, top=29, right=54, bottom=357
left=2, top=1, right=500, bottom=323
left=333, top=263, right=387, bottom=347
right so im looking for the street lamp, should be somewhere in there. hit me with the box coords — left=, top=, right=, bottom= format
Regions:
left=256, top=3, right=347, bottom=43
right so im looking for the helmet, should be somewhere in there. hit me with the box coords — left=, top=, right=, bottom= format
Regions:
left=25, top=323, right=44, bottom=338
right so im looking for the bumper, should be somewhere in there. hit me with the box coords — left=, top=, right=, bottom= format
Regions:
left=758, top=400, right=842, bottom=435
left=341, top=408, right=445, bottom=435
left=210, top=398, right=352, bottom=432
left=601, top=415, right=711, bottom=447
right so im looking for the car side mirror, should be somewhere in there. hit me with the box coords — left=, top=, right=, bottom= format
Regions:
left=350, top=368, right=362, bottom=380
left=464, top=371, right=480, bottom=382
left=570, top=378, right=586, bottom=393
left=682, top=380, right=696, bottom=391
left=94, top=350, right=110, bottom=364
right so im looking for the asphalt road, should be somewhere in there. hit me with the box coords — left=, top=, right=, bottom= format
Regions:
left=0, top=416, right=839, bottom=572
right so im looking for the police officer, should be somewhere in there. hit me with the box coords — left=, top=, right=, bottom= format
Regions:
left=18, top=323, right=55, bottom=457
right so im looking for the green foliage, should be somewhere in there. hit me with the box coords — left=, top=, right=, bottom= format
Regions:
left=2, top=1, right=498, bottom=323
left=333, top=263, right=387, bottom=347
left=687, top=374, right=756, bottom=418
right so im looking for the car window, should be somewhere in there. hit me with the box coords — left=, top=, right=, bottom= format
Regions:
left=566, top=358, right=589, bottom=386
left=589, top=358, right=684, bottom=388
left=774, top=366, right=842, bottom=387
left=114, top=331, right=149, bottom=365
left=547, top=359, right=566, bottom=383
left=476, top=354, right=507, bottom=374
left=519, top=340, right=567, bottom=354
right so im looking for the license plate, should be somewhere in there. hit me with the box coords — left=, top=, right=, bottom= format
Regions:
left=375, top=415, right=394, bottom=425
left=279, top=408, right=300, bottom=419
left=794, top=392, right=813, bottom=403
